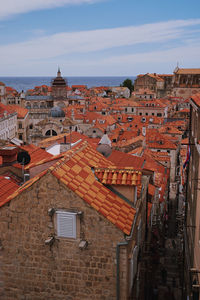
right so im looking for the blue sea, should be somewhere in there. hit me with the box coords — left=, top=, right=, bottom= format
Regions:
left=0, top=76, right=136, bottom=92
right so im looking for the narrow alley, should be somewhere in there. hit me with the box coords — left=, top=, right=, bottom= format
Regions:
left=138, top=199, right=184, bottom=300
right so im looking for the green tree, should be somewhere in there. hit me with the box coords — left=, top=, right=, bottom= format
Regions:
left=120, top=78, right=134, bottom=96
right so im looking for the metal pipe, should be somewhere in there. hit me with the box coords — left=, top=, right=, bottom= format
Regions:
left=116, top=241, right=128, bottom=300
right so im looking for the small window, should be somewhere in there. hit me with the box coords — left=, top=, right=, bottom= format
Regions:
left=56, top=211, right=77, bottom=239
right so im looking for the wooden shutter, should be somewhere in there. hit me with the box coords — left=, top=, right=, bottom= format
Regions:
left=56, top=211, right=76, bottom=238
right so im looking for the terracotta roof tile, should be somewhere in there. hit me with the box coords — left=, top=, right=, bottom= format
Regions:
left=191, top=93, right=200, bottom=107
left=3, top=140, right=136, bottom=235
left=95, top=168, right=142, bottom=186
left=51, top=141, right=136, bottom=235
left=0, top=176, right=19, bottom=207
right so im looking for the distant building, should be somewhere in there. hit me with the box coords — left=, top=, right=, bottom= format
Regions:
left=51, top=67, right=68, bottom=106
left=0, top=81, right=6, bottom=104
left=172, top=68, right=200, bottom=99
left=7, top=105, right=29, bottom=143
left=111, top=86, right=130, bottom=98
left=134, top=73, right=173, bottom=98
left=0, top=103, right=17, bottom=140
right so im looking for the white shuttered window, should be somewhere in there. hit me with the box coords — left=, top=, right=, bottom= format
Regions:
left=56, top=211, right=77, bottom=239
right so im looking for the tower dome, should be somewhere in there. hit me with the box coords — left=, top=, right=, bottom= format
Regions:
left=49, top=106, right=65, bottom=118
left=51, top=67, right=67, bottom=87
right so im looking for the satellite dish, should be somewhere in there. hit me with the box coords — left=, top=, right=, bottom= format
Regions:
left=17, top=151, right=31, bottom=165
left=96, top=144, right=112, bottom=158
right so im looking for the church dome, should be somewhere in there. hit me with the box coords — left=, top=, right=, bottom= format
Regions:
left=49, top=106, right=65, bottom=118
left=51, top=68, right=67, bottom=87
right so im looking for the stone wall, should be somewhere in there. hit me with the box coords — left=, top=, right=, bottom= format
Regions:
left=0, top=172, right=130, bottom=300
left=172, top=87, right=200, bottom=100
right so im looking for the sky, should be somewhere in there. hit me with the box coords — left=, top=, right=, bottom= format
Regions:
left=0, top=0, right=200, bottom=76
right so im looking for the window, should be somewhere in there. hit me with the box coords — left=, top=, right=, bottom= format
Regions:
left=56, top=211, right=77, bottom=238
left=52, top=130, right=57, bottom=136
left=45, top=130, right=51, bottom=136
left=19, top=122, right=22, bottom=129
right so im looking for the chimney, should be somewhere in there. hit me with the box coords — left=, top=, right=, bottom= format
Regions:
left=0, top=146, right=18, bottom=165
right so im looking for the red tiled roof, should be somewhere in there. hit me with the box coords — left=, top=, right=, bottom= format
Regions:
left=0, top=176, right=19, bottom=207
left=146, top=129, right=177, bottom=150
left=191, top=93, right=200, bottom=106
left=38, top=132, right=85, bottom=149
left=51, top=142, right=136, bottom=235
left=108, top=149, right=144, bottom=170
left=3, top=141, right=136, bottom=235
left=175, top=68, right=200, bottom=75
left=13, top=144, right=53, bottom=170
left=7, top=105, right=28, bottom=119
left=95, top=168, right=142, bottom=186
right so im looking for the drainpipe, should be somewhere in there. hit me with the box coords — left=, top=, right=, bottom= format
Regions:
left=116, top=241, right=128, bottom=300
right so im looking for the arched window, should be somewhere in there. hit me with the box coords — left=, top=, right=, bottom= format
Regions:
left=40, top=102, right=45, bottom=108
left=52, top=130, right=57, bottom=136
left=33, top=102, right=38, bottom=108
left=26, top=102, right=31, bottom=108
left=45, top=130, right=51, bottom=136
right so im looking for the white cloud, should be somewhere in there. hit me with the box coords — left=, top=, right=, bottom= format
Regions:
left=0, top=19, right=199, bottom=62
left=0, top=19, right=200, bottom=75
left=0, top=0, right=100, bottom=19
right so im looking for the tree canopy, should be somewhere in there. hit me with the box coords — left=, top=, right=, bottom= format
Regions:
left=120, top=78, right=134, bottom=95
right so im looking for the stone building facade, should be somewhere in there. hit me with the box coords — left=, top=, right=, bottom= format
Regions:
left=172, top=68, right=200, bottom=99
left=184, top=93, right=200, bottom=299
left=0, top=103, right=17, bottom=140
left=0, top=142, right=148, bottom=300
left=134, top=73, right=173, bottom=98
